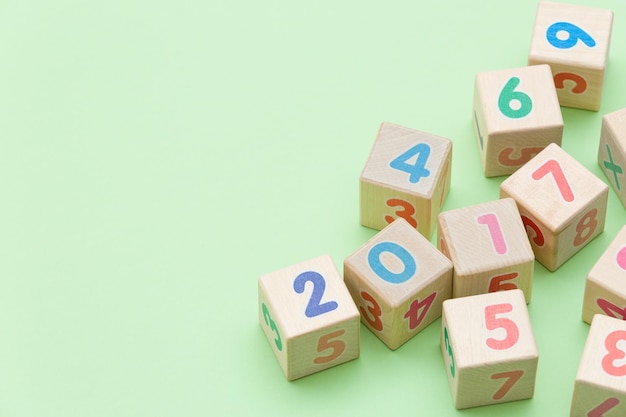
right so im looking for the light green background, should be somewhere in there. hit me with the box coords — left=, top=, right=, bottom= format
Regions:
left=0, top=0, right=625, bottom=415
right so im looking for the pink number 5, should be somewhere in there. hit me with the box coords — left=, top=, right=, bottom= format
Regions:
left=485, top=303, right=519, bottom=350
left=532, top=159, right=574, bottom=202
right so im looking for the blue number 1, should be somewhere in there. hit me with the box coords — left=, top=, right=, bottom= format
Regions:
left=389, top=143, right=431, bottom=184
left=546, top=21, right=596, bottom=49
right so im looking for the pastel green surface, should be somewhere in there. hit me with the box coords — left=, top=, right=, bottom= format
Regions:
left=0, top=0, right=625, bottom=415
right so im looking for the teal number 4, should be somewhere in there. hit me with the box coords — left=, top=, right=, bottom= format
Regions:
left=603, top=144, right=623, bottom=191
left=389, top=143, right=431, bottom=184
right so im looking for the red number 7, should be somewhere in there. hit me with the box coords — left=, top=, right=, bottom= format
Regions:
left=491, top=370, right=524, bottom=400
left=532, top=159, right=574, bottom=202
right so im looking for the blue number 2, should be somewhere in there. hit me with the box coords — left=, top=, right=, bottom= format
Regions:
left=389, top=143, right=431, bottom=184
left=546, top=21, right=596, bottom=49
left=293, top=271, right=338, bottom=318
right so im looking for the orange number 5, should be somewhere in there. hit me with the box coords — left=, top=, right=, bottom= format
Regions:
left=314, top=329, right=346, bottom=364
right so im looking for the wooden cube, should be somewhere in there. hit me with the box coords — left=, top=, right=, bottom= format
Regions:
left=528, top=1, right=614, bottom=111
left=437, top=197, right=534, bottom=303
left=360, top=122, right=452, bottom=238
left=570, top=314, right=626, bottom=416
left=472, top=64, right=563, bottom=177
left=598, top=108, right=626, bottom=207
left=258, top=255, right=360, bottom=380
left=500, top=143, right=608, bottom=271
left=441, top=289, right=539, bottom=409
left=582, top=226, right=626, bottom=324
left=344, top=218, right=453, bottom=350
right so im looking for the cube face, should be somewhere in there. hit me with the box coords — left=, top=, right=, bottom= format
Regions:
left=437, top=198, right=534, bottom=303
left=571, top=315, right=626, bottom=416
left=473, top=64, right=563, bottom=177
left=344, top=218, right=452, bottom=350
left=583, top=226, right=626, bottom=324
left=528, top=1, right=614, bottom=111
left=360, top=122, right=452, bottom=238
left=598, top=108, right=626, bottom=207
left=500, top=143, right=608, bottom=271
left=258, top=255, right=360, bottom=380
left=441, top=290, right=539, bottom=409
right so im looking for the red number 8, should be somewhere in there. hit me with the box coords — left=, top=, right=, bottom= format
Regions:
left=602, top=330, right=626, bottom=377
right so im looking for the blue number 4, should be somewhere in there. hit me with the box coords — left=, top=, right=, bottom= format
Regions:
left=389, top=143, right=431, bottom=184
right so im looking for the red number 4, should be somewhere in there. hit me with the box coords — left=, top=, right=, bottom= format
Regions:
left=403, top=292, right=437, bottom=330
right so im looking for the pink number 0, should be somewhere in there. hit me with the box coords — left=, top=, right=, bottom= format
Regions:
left=617, top=247, right=626, bottom=271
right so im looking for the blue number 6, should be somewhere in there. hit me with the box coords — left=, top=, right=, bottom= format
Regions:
left=546, top=21, right=596, bottom=49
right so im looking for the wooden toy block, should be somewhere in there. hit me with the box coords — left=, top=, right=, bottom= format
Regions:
left=500, top=143, right=608, bottom=271
left=441, top=289, right=539, bottom=409
left=582, top=226, right=626, bottom=324
left=360, top=122, right=452, bottom=238
left=598, top=108, right=626, bottom=207
left=472, top=64, right=563, bottom=177
left=437, top=197, right=534, bottom=303
left=528, top=1, right=614, bottom=111
left=258, top=254, right=360, bottom=380
left=570, top=314, right=626, bottom=416
left=343, top=218, right=453, bottom=350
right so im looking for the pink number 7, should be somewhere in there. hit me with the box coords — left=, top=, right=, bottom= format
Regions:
left=532, top=159, right=574, bottom=202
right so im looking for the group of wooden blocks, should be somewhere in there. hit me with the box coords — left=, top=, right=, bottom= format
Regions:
left=258, top=1, right=626, bottom=414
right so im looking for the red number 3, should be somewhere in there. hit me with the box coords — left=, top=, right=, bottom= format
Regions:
left=385, top=198, right=418, bottom=228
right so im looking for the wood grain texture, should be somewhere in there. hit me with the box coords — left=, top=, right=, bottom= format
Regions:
left=437, top=197, right=534, bottom=303
left=343, top=218, right=453, bottom=350
left=441, top=290, right=538, bottom=409
left=583, top=226, right=626, bottom=324
left=528, top=1, right=614, bottom=111
left=258, top=254, right=360, bottom=380
left=598, top=108, right=626, bottom=208
left=472, top=64, right=563, bottom=177
left=360, top=122, right=452, bottom=238
left=500, top=143, right=608, bottom=271
left=570, top=314, right=626, bottom=417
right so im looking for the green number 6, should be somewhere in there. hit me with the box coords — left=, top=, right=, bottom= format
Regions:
left=498, top=77, right=533, bottom=119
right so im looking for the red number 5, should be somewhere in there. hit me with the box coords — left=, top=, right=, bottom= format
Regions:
left=485, top=303, right=519, bottom=350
